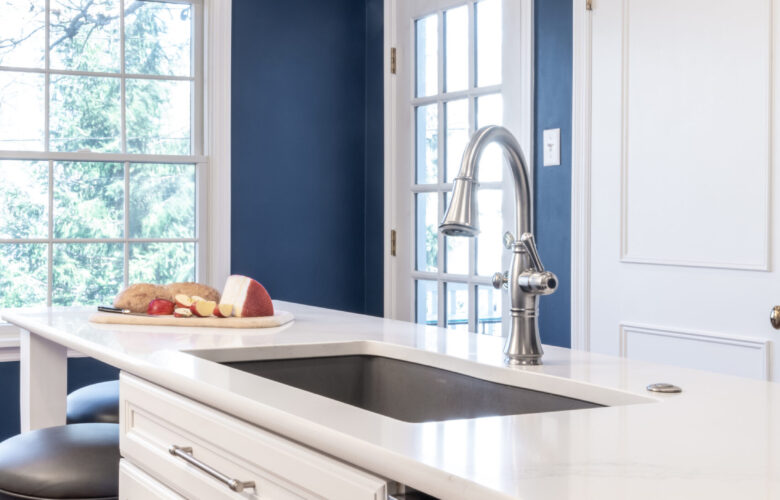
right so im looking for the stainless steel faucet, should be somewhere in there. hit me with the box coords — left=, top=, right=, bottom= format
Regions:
left=439, top=125, right=557, bottom=365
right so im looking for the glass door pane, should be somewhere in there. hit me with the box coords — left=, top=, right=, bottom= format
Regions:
left=446, top=282, right=469, bottom=331
left=415, top=15, right=439, bottom=97
left=408, top=0, right=505, bottom=335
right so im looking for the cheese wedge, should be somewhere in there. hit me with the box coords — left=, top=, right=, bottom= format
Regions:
left=220, top=275, right=274, bottom=317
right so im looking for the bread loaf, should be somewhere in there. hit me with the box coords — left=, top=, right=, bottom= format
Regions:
left=114, top=284, right=172, bottom=313
left=165, top=282, right=220, bottom=303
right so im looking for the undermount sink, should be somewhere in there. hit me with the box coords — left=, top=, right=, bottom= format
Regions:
left=188, top=341, right=652, bottom=423
left=221, top=354, right=602, bottom=423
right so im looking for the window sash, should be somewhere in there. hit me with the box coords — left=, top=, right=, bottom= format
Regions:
left=0, top=0, right=207, bottom=308
left=0, top=0, right=204, bottom=158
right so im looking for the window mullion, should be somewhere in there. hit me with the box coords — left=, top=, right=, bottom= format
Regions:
left=47, top=160, right=53, bottom=307
left=120, top=0, right=127, bottom=154
left=44, top=0, right=50, bottom=153
left=124, top=161, right=130, bottom=288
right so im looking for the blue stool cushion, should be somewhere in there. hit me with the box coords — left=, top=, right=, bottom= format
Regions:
left=0, top=423, right=119, bottom=500
left=67, top=381, right=119, bottom=425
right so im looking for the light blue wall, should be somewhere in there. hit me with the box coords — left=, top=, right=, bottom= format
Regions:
left=534, top=0, right=573, bottom=348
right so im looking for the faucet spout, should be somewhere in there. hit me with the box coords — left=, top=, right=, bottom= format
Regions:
left=439, top=126, right=556, bottom=366
left=440, top=126, right=532, bottom=238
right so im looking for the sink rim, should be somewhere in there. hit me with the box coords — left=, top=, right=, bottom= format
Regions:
left=187, top=340, right=656, bottom=408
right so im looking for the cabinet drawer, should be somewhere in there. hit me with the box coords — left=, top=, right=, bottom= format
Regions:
left=120, top=373, right=387, bottom=500
left=119, top=460, right=184, bottom=499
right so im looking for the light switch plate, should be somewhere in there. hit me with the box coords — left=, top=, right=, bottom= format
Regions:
left=543, top=128, right=561, bottom=166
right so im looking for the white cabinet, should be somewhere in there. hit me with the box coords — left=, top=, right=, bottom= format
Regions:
left=119, top=460, right=184, bottom=499
left=119, top=373, right=388, bottom=500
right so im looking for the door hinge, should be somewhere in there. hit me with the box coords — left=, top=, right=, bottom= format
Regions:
left=390, top=229, right=397, bottom=256
left=390, top=47, right=397, bottom=74
left=586, top=0, right=592, bottom=10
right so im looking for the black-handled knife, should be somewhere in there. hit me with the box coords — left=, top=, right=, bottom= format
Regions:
left=97, top=306, right=148, bottom=316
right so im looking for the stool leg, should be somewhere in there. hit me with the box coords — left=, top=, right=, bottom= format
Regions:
left=20, top=329, right=67, bottom=432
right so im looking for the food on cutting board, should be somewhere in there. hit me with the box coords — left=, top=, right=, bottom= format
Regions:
left=220, top=275, right=274, bottom=317
left=213, top=303, right=233, bottom=318
left=147, top=298, right=175, bottom=315
left=174, top=308, right=192, bottom=318
left=114, top=284, right=172, bottom=313
left=111, top=276, right=273, bottom=319
left=190, top=300, right=217, bottom=317
left=165, top=282, right=220, bottom=303
left=174, top=294, right=193, bottom=308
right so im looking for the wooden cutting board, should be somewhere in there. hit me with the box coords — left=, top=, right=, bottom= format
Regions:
left=89, top=310, right=294, bottom=329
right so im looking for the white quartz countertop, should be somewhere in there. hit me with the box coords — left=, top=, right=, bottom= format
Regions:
left=3, top=302, right=779, bottom=500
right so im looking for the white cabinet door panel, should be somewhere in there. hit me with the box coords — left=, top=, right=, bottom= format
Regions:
left=589, top=0, right=779, bottom=380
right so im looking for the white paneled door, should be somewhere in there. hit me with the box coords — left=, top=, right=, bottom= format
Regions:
left=586, top=0, right=778, bottom=380
left=386, top=0, right=531, bottom=335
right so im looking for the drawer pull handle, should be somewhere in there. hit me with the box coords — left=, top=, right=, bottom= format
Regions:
left=169, top=445, right=256, bottom=493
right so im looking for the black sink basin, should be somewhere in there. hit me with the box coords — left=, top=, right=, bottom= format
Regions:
left=224, top=355, right=602, bottom=423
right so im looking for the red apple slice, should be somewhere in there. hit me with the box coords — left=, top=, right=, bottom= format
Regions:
left=213, top=303, right=233, bottom=318
left=174, top=294, right=192, bottom=308
left=147, top=298, right=175, bottom=315
left=191, top=295, right=207, bottom=303
left=174, top=307, right=193, bottom=318
left=190, top=300, right=216, bottom=317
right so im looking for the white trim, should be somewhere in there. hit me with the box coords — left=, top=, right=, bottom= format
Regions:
left=619, top=255, right=771, bottom=272
left=619, top=322, right=772, bottom=381
left=0, top=238, right=197, bottom=244
left=203, top=0, right=232, bottom=289
left=0, top=66, right=197, bottom=81
left=0, top=151, right=207, bottom=163
left=570, top=0, right=592, bottom=351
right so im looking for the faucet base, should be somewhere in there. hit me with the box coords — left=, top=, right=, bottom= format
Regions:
left=503, top=308, right=544, bottom=366
left=505, top=356, right=542, bottom=366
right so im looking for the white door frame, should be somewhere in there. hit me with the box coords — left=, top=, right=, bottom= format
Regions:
left=383, top=0, right=396, bottom=317
left=570, top=0, right=592, bottom=349
left=383, top=0, right=534, bottom=320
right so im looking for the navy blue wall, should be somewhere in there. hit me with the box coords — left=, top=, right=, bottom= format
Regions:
left=231, top=0, right=383, bottom=316
left=0, top=358, right=118, bottom=442
left=534, top=0, right=573, bottom=348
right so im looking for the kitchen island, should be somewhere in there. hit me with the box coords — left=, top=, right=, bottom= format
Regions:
left=3, top=302, right=779, bottom=499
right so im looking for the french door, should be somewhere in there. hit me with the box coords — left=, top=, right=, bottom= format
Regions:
left=386, top=0, right=532, bottom=334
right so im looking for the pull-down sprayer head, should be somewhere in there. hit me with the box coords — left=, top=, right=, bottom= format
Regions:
left=439, top=176, right=480, bottom=237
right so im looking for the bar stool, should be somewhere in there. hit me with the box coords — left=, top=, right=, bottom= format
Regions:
left=67, top=381, right=120, bottom=424
left=0, top=423, right=119, bottom=500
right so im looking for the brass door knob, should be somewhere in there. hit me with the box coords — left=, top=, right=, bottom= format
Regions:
left=771, top=306, right=780, bottom=329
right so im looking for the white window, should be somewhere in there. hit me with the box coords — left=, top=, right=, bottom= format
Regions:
left=386, top=0, right=532, bottom=334
left=0, top=0, right=229, bottom=309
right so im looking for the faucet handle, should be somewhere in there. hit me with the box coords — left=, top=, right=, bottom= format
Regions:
left=503, top=231, right=515, bottom=250
left=492, top=271, right=508, bottom=290
left=519, top=233, right=545, bottom=272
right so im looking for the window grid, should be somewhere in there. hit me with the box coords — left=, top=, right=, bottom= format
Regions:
left=0, top=0, right=203, bottom=308
left=411, top=0, right=504, bottom=335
